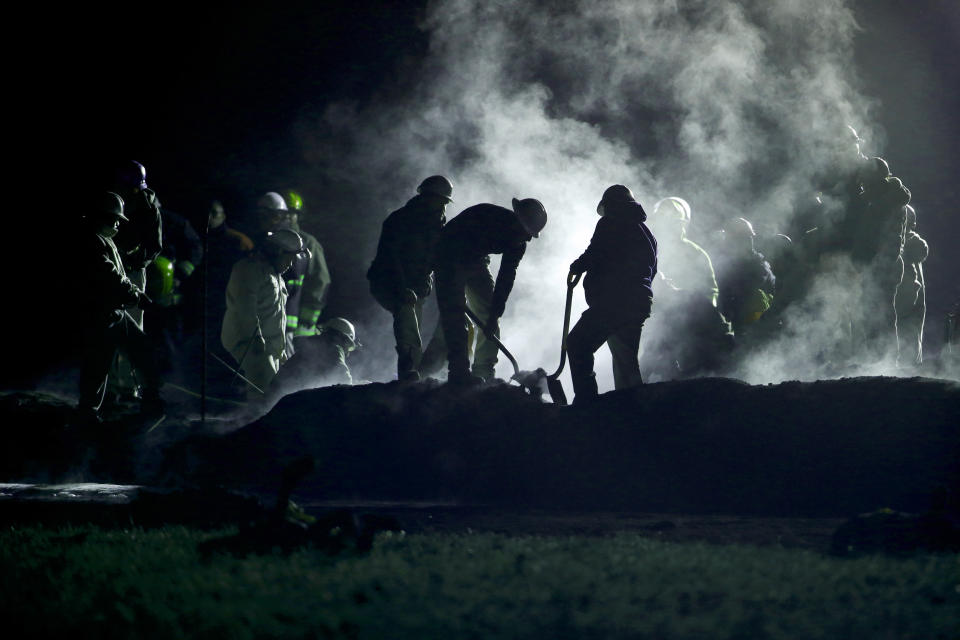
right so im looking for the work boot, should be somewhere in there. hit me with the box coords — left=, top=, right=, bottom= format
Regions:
left=396, top=346, right=420, bottom=382
left=398, top=370, right=421, bottom=383
left=447, top=370, right=484, bottom=387
left=471, top=366, right=496, bottom=381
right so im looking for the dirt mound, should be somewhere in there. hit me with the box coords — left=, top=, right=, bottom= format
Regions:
left=170, top=376, right=960, bottom=517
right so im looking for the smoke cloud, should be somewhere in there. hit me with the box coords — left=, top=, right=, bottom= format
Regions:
left=297, top=0, right=956, bottom=390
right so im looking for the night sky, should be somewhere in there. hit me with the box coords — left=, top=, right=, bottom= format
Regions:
left=13, top=0, right=959, bottom=386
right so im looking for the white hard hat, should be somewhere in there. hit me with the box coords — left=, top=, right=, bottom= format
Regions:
left=652, top=196, right=692, bottom=226
left=323, top=317, right=359, bottom=350
left=257, top=191, right=288, bottom=212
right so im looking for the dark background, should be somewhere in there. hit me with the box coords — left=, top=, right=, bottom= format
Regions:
left=10, top=0, right=958, bottom=386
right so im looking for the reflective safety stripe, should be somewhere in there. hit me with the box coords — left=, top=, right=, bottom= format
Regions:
left=287, top=275, right=305, bottom=287
left=287, top=315, right=299, bottom=329
left=302, top=308, right=321, bottom=326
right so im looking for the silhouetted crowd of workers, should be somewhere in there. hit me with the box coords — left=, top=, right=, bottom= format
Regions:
left=78, top=127, right=946, bottom=424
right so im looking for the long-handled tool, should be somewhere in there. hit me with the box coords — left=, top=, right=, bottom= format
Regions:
left=463, top=306, right=561, bottom=403
left=463, top=306, right=526, bottom=381
left=543, top=271, right=582, bottom=406
left=209, top=351, right=265, bottom=395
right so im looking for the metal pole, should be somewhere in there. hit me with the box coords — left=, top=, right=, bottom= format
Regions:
left=201, top=214, right=209, bottom=428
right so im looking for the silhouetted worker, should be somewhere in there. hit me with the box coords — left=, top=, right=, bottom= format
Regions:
left=641, top=196, right=733, bottom=379
left=567, top=185, right=657, bottom=402
left=435, top=198, right=548, bottom=385
left=895, top=205, right=928, bottom=366
left=112, top=160, right=163, bottom=329
left=368, top=175, right=452, bottom=381
left=221, top=228, right=305, bottom=400
left=77, top=192, right=163, bottom=423
left=256, top=192, right=332, bottom=357
left=108, top=160, right=164, bottom=402
left=847, top=175, right=910, bottom=364
left=270, top=317, right=359, bottom=400
left=150, top=207, right=203, bottom=307
left=712, top=217, right=776, bottom=338
left=203, top=200, right=254, bottom=384
left=146, top=208, right=204, bottom=381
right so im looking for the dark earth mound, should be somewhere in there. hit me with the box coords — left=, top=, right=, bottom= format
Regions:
left=3, top=376, right=958, bottom=520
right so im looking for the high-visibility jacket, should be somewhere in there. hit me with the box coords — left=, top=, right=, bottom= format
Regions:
left=221, top=252, right=288, bottom=363
left=283, top=226, right=330, bottom=335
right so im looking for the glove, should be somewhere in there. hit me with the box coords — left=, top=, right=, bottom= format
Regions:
left=569, top=258, right=586, bottom=275
left=401, top=288, right=418, bottom=306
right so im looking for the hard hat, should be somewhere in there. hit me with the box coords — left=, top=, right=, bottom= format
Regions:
left=146, top=255, right=175, bottom=301
left=511, top=197, right=548, bottom=238
left=600, top=184, right=637, bottom=205
left=846, top=124, right=863, bottom=146
left=417, top=175, right=454, bottom=202
left=115, top=160, right=148, bottom=191
left=97, top=191, right=128, bottom=221
left=257, top=191, right=288, bottom=212
left=728, top=217, right=756, bottom=237
left=652, top=196, right=692, bottom=226
left=262, top=228, right=303, bottom=254
left=869, top=156, right=891, bottom=179
left=323, top=317, right=359, bottom=350
left=285, top=190, right=304, bottom=211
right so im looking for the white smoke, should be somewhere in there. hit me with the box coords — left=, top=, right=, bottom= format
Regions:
left=298, top=0, right=957, bottom=390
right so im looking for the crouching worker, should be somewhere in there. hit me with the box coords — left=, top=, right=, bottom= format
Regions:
left=77, top=192, right=164, bottom=424
left=269, top=317, right=360, bottom=401
left=221, top=228, right=304, bottom=401
left=435, top=198, right=547, bottom=386
left=567, top=185, right=658, bottom=403
left=367, top=175, right=452, bottom=381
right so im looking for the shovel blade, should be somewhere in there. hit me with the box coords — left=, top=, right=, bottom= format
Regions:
left=547, top=377, right=568, bottom=405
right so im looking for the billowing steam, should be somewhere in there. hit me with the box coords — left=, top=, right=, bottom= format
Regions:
left=298, top=0, right=952, bottom=390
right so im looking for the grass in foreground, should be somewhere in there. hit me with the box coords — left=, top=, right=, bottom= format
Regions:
left=0, top=525, right=957, bottom=639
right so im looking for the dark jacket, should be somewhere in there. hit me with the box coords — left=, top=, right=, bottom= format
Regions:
left=571, top=200, right=657, bottom=317
left=714, top=248, right=775, bottom=329
left=435, top=203, right=529, bottom=318
left=367, top=195, right=446, bottom=298
left=159, top=208, right=203, bottom=269
left=114, top=187, right=163, bottom=271
left=83, top=228, right=143, bottom=326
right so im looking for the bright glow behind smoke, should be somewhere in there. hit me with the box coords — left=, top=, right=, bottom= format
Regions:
left=298, top=0, right=943, bottom=389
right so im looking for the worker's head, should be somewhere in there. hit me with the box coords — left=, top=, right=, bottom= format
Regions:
left=114, top=160, right=148, bottom=196
left=208, top=200, right=226, bottom=229
left=417, top=175, right=454, bottom=210
left=257, top=191, right=294, bottom=231
left=512, top=197, right=547, bottom=239
left=322, top=317, right=360, bottom=353
left=89, top=191, right=128, bottom=238
left=650, top=196, right=691, bottom=239
left=261, top=228, right=304, bottom=274
left=722, top=216, right=757, bottom=252
left=596, top=184, right=637, bottom=216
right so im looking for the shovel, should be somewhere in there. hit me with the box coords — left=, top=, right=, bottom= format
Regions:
left=463, top=307, right=547, bottom=397
left=543, top=271, right=582, bottom=406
